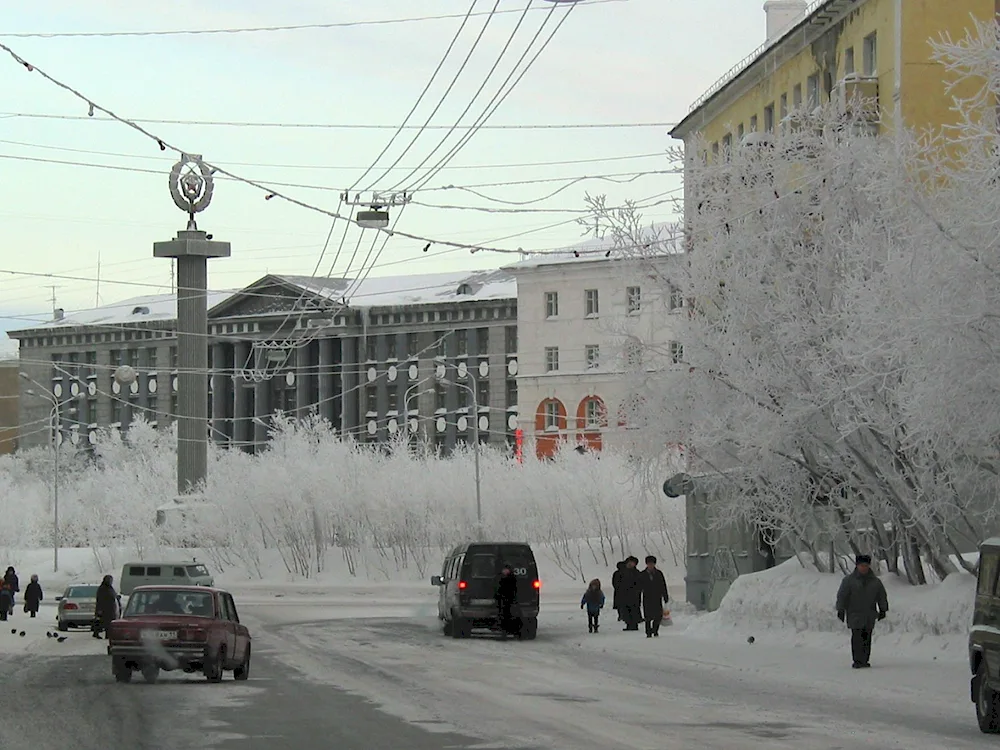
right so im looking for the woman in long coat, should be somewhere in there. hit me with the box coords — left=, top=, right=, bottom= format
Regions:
left=23, top=574, right=42, bottom=617
left=93, top=575, right=119, bottom=639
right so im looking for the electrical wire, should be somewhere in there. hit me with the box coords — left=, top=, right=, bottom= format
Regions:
left=0, top=1, right=624, bottom=39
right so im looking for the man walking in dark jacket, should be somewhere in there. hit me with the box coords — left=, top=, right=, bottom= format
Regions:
left=495, top=564, right=520, bottom=639
left=836, top=554, right=889, bottom=668
left=611, top=560, right=626, bottom=621
left=619, top=557, right=643, bottom=631
left=640, top=555, right=670, bottom=638
left=94, top=575, right=119, bottom=639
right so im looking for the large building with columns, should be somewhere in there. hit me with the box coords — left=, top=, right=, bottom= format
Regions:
left=9, top=270, right=520, bottom=455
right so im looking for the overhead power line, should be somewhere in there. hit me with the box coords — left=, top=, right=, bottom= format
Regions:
left=0, top=0, right=625, bottom=38
left=0, top=111, right=677, bottom=130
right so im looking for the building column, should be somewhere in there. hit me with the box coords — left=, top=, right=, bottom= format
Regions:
left=318, top=338, right=335, bottom=426
left=295, top=344, right=312, bottom=420
left=340, top=337, right=358, bottom=438
left=233, top=341, right=251, bottom=450
left=210, top=343, right=228, bottom=445
left=253, top=376, right=270, bottom=452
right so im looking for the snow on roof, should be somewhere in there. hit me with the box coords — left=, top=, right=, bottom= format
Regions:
left=982, top=537, right=1000, bottom=549
left=276, top=268, right=516, bottom=308
left=503, top=221, right=681, bottom=272
left=9, top=290, right=237, bottom=333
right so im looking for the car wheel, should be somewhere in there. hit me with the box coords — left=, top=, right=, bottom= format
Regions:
left=205, top=647, right=225, bottom=682
left=112, top=657, right=132, bottom=683
left=450, top=612, right=468, bottom=639
left=442, top=618, right=453, bottom=637
left=234, top=644, right=251, bottom=681
left=57, top=620, right=68, bottom=632
left=977, top=662, right=1000, bottom=734
left=521, top=618, right=538, bottom=641
left=141, top=664, right=159, bottom=684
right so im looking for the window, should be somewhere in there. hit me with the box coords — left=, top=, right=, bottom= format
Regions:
left=434, top=331, right=446, bottom=357
left=85, top=350, right=97, bottom=366
left=584, top=289, right=599, bottom=317
left=457, top=386, right=469, bottom=410
left=711, top=141, right=719, bottom=160
left=475, top=328, right=489, bottom=356
left=585, top=345, right=600, bottom=369
left=670, top=341, right=685, bottom=364
left=807, top=74, right=819, bottom=108
left=505, top=326, right=517, bottom=354
left=127, top=349, right=139, bottom=368
left=127, top=566, right=144, bottom=576
left=863, top=33, right=877, bottom=76
left=366, top=337, right=377, bottom=362
left=669, top=285, right=684, bottom=311
left=793, top=83, right=802, bottom=108
left=111, top=400, right=122, bottom=424
left=146, top=347, right=157, bottom=370
left=170, top=347, right=178, bottom=369
left=626, top=286, right=641, bottom=314
left=764, top=104, right=774, bottom=133
left=406, top=332, right=419, bottom=359
left=979, top=552, right=1000, bottom=596
left=435, top=382, right=447, bottom=410
left=624, top=339, right=643, bottom=368
left=544, top=401, right=560, bottom=430
left=721, top=133, right=732, bottom=158
left=476, top=378, right=489, bottom=408
left=148, top=396, right=158, bottom=417
left=585, top=398, right=603, bottom=428
left=505, top=379, right=517, bottom=407
left=110, top=349, right=122, bottom=367
left=737, top=122, right=745, bottom=139
left=779, top=94, right=788, bottom=123
left=845, top=46, right=855, bottom=76
left=386, top=387, right=398, bottom=412
left=385, top=335, right=397, bottom=360
left=544, top=347, right=559, bottom=372
left=544, top=291, right=559, bottom=318
left=749, top=114, right=758, bottom=132
left=146, top=566, right=161, bottom=577
left=366, top=388, right=377, bottom=413
left=170, top=393, right=178, bottom=416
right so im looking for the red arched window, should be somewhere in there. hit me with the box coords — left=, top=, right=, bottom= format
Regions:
left=576, top=396, right=607, bottom=452
left=534, top=398, right=567, bottom=459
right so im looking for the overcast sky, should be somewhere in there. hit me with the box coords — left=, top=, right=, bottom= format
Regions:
left=0, top=0, right=767, bottom=346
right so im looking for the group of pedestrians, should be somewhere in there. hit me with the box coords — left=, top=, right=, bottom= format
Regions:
left=581, top=555, right=670, bottom=637
left=0, top=567, right=43, bottom=621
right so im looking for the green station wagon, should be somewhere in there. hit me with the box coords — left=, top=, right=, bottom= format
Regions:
left=970, top=536, right=1000, bottom=733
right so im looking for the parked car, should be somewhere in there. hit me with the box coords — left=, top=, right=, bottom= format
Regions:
left=55, top=584, right=101, bottom=631
left=118, top=561, right=213, bottom=596
left=431, top=542, right=540, bottom=640
left=970, top=536, right=1000, bottom=733
left=106, top=585, right=251, bottom=684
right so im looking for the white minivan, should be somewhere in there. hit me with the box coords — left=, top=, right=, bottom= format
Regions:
left=119, top=561, right=214, bottom=595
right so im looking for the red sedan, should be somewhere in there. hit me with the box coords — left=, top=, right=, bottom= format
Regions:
left=107, top=585, right=251, bottom=684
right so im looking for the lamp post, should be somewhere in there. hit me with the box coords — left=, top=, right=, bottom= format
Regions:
left=402, top=378, right=434, bottom=435
left=20, top=373, right=62, bottom=573
left=439, top=363, right=483, bottom=539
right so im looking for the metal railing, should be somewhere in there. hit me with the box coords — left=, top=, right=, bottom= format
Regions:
left=688, top=0, right=835, bottom=114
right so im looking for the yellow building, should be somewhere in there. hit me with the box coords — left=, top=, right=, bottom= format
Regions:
left=670, top=0, right=995, bottom=153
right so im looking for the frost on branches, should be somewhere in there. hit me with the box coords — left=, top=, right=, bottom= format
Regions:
left=590, top=20, right=1000, bottom=583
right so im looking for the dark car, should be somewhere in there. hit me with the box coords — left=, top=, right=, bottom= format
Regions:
left=106, top=585, right=251, bottom=684
left=971, top=537, right=1000, bottom=733
left=431, top=542, right=540, bottom=640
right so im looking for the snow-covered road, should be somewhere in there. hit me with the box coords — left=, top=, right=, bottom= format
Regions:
left=247, top=600, right=984, bottom=750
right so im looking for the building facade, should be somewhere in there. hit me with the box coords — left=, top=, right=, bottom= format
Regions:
left=670, top=0, right=994, bottom=153
left=506, top=245, right=683, bottom=459
left=8, top=270, right=520, bottom=455
left=0, top=360, right=18, bottom=454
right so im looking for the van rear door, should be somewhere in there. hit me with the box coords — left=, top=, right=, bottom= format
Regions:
left=464, top=549, right=499, bottom=606
left=499, top=545, right=539, bottom=610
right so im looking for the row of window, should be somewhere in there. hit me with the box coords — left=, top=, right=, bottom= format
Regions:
left=364, top=326, right=517, bottom=362
left=365, top=379, right=515, bottom=413
left=541, top=342, right=684, bottom=373
left=51, top=347, right=180, bottom=374
left=708, top=31, right=878, bottom=154
left=543, top=286, right=643, bottom=319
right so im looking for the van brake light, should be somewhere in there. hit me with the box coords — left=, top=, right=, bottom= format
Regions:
left=533, top=580, right=541, bottom=589
left=458, top=581, right=467, bottom=590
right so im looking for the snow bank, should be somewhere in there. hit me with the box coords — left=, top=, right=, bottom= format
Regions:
left=691, top=558, right=976, bottom=654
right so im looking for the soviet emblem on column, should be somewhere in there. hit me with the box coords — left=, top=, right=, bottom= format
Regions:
left=169, top=154, right=215, bottom=230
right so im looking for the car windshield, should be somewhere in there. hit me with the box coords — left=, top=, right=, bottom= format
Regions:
left=124, top=590, right=215, bottom=617
left=186, top=564, right=209, bottom=577
left=66, top=586, right=98, bottom=598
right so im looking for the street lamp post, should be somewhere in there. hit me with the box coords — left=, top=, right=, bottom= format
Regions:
left=402, top=378, right=434, bottom=438
left=439, top=364, right=483, bottom=539
left=20, top=373, right=62, bottom=573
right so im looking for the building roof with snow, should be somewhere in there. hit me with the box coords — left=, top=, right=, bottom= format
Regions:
left=502, top=221, right=682, bottom=272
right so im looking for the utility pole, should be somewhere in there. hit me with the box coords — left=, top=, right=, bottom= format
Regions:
left=154, top=154, right=230, bottom=496
left=95, top=251, right=101, bottom=307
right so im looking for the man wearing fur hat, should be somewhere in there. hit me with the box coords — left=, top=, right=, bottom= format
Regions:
left=835, top=554, right=889, bottom=668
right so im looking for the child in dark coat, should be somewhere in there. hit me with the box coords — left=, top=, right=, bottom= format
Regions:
left=23, top=574, right=42, bottom=617
left=581, top=578, right=606, bottom=633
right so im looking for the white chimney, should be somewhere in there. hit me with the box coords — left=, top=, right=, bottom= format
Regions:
left=764, top=0, right=808, bottom=43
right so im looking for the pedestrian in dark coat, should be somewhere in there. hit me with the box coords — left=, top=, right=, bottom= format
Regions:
left=611, top=560, right=626, bottom=621
left=23, top=574, right=42, bottom=617
left=0, top=582, right=11, bottom=621
left=618, top=556, right=643, bottom=631
left=640, top=555, right=670, bottom=637
left=495, top=564, right=520, bottom=639
left=3, top=567, right=18, bottom=615
left=580, top=578, right=606, bottom=633
left=836, top=554, right=888, bottom=668
left=93, top=575, right=119, bottom=639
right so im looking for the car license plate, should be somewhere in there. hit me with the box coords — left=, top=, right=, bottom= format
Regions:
left=471, top=598, right=494, bottom=605
left=79, top=603, right=94, bottom=610
left=141, top=630, right=176, bottom=642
